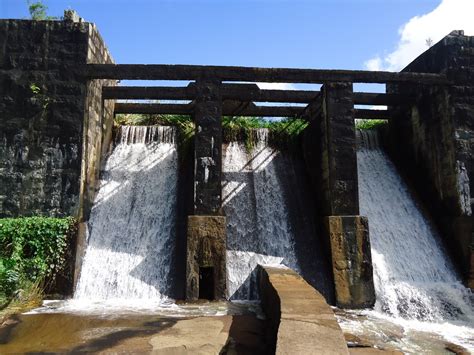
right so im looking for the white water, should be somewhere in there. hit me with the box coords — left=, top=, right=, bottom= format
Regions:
left=355, top=130, right=474, bottom=350
left=74, top=126, right=178, bottom=305
left=223, top=130, right=299, bottom=300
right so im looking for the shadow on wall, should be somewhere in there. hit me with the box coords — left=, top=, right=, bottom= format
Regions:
left=222, top=142, right=335, bottom=303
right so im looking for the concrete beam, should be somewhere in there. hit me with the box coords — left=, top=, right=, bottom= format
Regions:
left=82, top=63, right=449, bottom=84
left=114, top=102, right=390, bottom=119
left=104, top=85, right=408, bottom=105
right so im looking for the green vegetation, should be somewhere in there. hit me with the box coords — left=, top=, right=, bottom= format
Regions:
left=222, top=116, right=307, bottom=151
left=355, top=119, right=388, bottom=130
left=27, top=0, right=57, bottom=20
left=30, top=83, right=51, bottom=113
left=114, top=113, right=307, bottom=151
left=0, top=217, right=76, bottom=316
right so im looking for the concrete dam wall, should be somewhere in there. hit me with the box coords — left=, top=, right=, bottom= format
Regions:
left=1, top=14, right=473, bottom=352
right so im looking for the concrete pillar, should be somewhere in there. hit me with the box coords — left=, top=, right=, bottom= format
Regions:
left=193, top=79, right=223, bottom=215
left=185, top=79, right=227, bottom=300
left=303, top=82, right=375, bottom=308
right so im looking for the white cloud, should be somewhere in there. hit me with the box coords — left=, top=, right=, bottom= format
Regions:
left=256, top=82, right=296, bottom=90
left=365, top=0, right=474, bottom=72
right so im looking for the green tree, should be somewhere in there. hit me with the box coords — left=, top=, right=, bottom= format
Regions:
left=27, top=0, right=56, bottom=20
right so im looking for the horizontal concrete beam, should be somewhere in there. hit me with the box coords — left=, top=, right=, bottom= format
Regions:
left=82, top=63, right=448, bottom=84
left=114, top=102, right=390, bottom=119
left=104, top=85, right=407, bottom=105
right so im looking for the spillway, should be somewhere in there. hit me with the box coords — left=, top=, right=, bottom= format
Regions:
left=223, top=129, right=332, bottom=301
left=74, top=126, right=178, bottom=303
left=357, top=130, right=473, bottom=322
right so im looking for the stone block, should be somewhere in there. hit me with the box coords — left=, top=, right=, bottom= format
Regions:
left=186, top=215, right=227, bottom=300
left=324, top=215, right=375, bottom=308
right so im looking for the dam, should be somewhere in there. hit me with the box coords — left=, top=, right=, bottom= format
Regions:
left=0, top=11, right=473, bottom=354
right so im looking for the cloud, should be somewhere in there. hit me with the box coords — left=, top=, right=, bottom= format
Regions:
left=365, top=0, right=474, bottom=72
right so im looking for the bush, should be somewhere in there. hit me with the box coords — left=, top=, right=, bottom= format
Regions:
left=355, top=119, right=388, bottom=130
left=0, top=217, right=76, bottom=300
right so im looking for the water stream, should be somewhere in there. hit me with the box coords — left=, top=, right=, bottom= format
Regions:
left=350, top=129, right=474, bottom=351
left=223, top=130, right=332, bottom=300
left=74, top=126, right=179, bottom=305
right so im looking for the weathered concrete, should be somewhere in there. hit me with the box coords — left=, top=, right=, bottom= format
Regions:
left=386, top=30, right=474, bottom=288
left=259, top=265, right=349, bottom=354
left=302, top=83, right=375, bottom=308
left=325, top=216, right=375, bottom=309
left=0, top=313, right=267, bottom=354
left=186, top=215, right=227, bottom=300
left=193, top=79, right=223, bottom=215
left=0, top=15, right=115, bottom=219
left=303, top=83, right=359, bottom=216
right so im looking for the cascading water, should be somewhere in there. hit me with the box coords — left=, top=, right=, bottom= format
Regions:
left=357, top=129, right=474, bottom=323
left=74, top=126, right=178, bottom=304
left=223, top=129, right=332, bottom=300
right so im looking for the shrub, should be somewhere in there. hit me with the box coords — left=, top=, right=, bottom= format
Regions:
left=0, top=217, right=76, bottom=300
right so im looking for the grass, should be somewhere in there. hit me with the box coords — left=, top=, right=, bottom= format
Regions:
left=355, top=119, right=388, bottom=130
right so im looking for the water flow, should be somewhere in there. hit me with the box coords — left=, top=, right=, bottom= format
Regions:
left=74, top=126, right=178, bottom=304
left=223, top=130, right=299, bottom=300
left=357, top=130, right=473, bottom=322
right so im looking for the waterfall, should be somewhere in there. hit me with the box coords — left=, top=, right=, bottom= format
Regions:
left=357, top=130, right=473, bottom=322
left=74, top=126, right=178, bottom=303
left=223, top=129, right=332, bottom=300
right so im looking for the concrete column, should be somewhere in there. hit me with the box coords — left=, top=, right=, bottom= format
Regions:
left=323, top=82, right=359, bottom=215
left=303, top=83, right=375, bottom=308
left=185, top=79, right=227, bottom=301
left=193, top=79, right=223, bottom=215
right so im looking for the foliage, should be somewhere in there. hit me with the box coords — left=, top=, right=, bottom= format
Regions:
left=30, top=82, right=51, bottom=112
left=114, top=113, right=307, bottom=151
left=355, top=119, right=388, bottom=130
left=27, top=0, right=57, bottom=20
left=0, top=217, right=76, bottom=301
left=222, top=116, right=308, bottom=151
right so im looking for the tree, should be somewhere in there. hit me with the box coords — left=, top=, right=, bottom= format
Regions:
left=27, top=0, right=56, bottom=20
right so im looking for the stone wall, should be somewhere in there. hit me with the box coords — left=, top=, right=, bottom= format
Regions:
left=386, top=31, right=474, bottom=287
left=0, top=16, right=115, bottom=220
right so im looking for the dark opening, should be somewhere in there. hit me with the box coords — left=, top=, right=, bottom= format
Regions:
left=199, top=266, right=214, bottom=300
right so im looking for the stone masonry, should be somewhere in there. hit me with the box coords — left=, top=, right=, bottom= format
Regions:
left=0, top=14, right=115, bottom=220
left=387, top=31, right=474, bottom=288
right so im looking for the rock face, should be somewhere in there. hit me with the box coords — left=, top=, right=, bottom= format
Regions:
left=0, top=17, right=115, bottom=220
left=386, top=30, right=474, bottom=288
left=186, top=215, right=227, bottom=300
left=258, top=265, right=349, bottom=355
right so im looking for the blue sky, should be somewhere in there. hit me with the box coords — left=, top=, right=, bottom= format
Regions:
left=2, top=0, right=441, bottom=70
left=3, top=0, right=473, bottom=96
